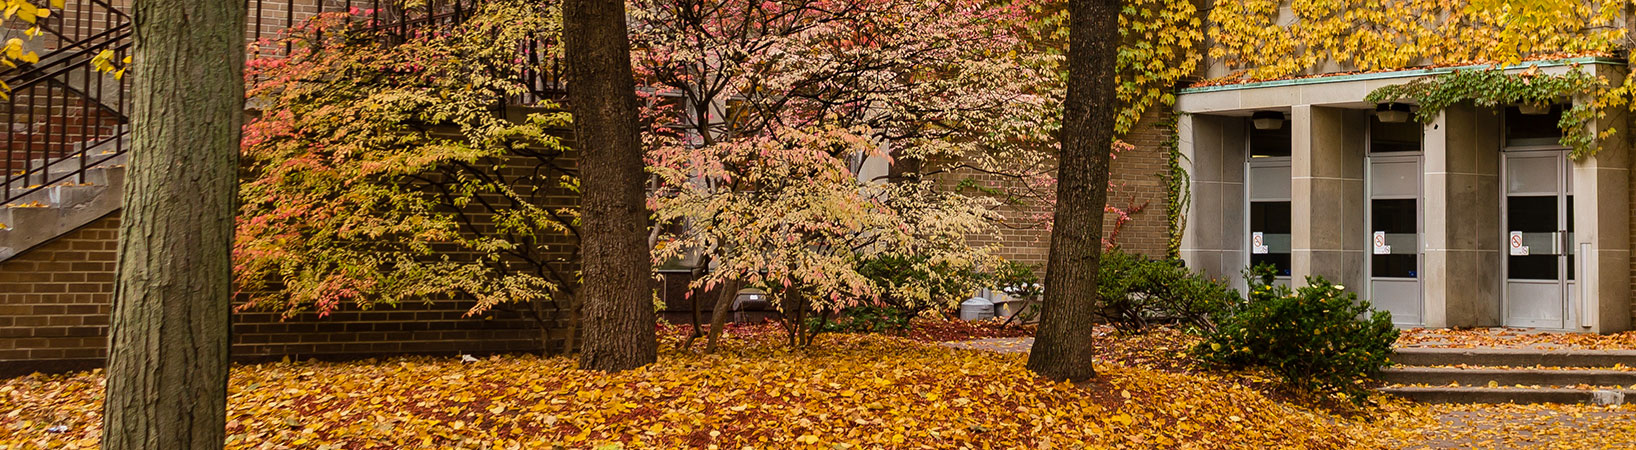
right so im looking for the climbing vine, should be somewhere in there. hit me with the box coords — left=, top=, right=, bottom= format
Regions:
left=1208, top=0, right=1628, bottom=82
left=1365, top=67, right=1608, bottom=159
left=1160, top=115, right=1188, bottom=259
left=1018, top=0, right=1203, bottom=134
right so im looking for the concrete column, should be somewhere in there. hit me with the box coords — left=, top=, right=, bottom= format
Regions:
left=1179, top=114, right=1247, bottom=289
left=1422, top=103, right=1502, bottom=328
left=1572, top=71, right=1632, bottom=332
left=1290, top=105, right=1367, bottom=289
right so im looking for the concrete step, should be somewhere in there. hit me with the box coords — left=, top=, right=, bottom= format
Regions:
left=0, top=166, right=124, bottom=261
left=1381, top=386, right=1630, bottom=405
left=1382, top=367, right=1636, bottom=388
left=5, top=166, right=125, bottom=207
left=1392, top=347, right=1636, bottom=368
left=20, top=151, right=128, bottom=180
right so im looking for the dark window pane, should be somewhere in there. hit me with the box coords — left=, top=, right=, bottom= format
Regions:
left=1509, top=255, right=1558, bottom=280
left=1250, top=200, right=1291, bottom=276
left=1373, top=254, right=1417, bottom=278
left=1370, top=198, right=1417, bottom=278
left=1371, top=199, right=1416, bottom=233
left=1250, top=125, right=1292, bottom=157
left=1250, top=201, right=1291, bottom=234
left=1505, top=105, right=1564, bottom=147
left=1371, top=120, right=1421, bottom=153
left=1507, top=196, right=1557, bottom=233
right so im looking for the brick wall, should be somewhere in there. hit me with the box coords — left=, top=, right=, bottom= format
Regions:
left=943, top=108, right=1178, bottom=269
left=0, top=213, right=118, bottom=375
left=0, top=212, right=553, bottom=377
left=1105, top=109, right=1176, bottom=257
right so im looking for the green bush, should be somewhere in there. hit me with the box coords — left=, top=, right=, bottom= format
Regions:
left=855, top=254, right=983, bottom=314
left=811, top=306, right=915, bottom=334
left=808, top=254, right=984, bottom=336
left=1194, top=265, right=1399, bottom=401
left=1095, top=248, right=1240, bottom=332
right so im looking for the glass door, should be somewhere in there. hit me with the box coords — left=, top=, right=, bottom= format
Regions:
left=1367, top=155, right=1421, bottom=326
left=1501, top=150, right=1574, bottom=329
left=1247, top=121, right=1292, bottom=284
left=1366, top=118, right=1423, bottom=326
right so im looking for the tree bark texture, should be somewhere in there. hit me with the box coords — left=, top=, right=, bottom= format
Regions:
left=565, top=0, right=658, bottom=371
left=100, top=0, right=244, bottom=446
left=1025, top=0, right=1120, bottom=382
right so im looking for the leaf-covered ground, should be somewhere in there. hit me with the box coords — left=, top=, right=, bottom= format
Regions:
left=1396, top=327, right=1636, bottom=350
left=3, top=322, right=1632, bottom=449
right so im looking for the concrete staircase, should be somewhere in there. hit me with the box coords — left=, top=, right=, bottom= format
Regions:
left=1, top=151, right=126, bottom=262
left=1380, top=347, right=1636, bottom=405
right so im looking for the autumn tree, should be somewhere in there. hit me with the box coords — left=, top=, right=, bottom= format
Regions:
left=234, top=5, right=580, bottom=352
left=100, top=0, right=244, bottom=446
left=638, top=0, right=1049, bottom=349
left=566, top=0, right=658, bottom=370
left=1025, top=0, right=1121, bottom=382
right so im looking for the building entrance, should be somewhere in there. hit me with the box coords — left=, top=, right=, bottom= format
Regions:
left=1367, top=154, right=1422, bottom=326
left=1501, top=150, right=1575, bottom=329
left=1246, top=124, right=1292, bottom=284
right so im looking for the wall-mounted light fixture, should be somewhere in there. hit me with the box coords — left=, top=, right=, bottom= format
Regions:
left=1375, top=102, right=1412, bottom=123
left=1251, top=110, right=1284, bottom=130
left=1517, top=102, right=1552, bottom=115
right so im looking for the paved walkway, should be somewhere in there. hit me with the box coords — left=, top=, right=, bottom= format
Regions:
left=939, top=337, right=1032, bottom=354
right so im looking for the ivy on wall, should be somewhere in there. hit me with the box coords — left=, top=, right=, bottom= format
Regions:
left=1208, top=0, right=1627, bottom=82
left=1160, top=114, right=1188, bottom=259
left=1154, top=0, right=1636, bottom=256
left=1365, top=67, right=1607, bottom=159
left=1020, top=0, right=1204, bottom=134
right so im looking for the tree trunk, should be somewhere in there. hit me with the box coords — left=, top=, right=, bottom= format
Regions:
left=565, top=0, right=657, bottom=372
left=527, top=295, right=559, bottom=355
left=1025, top=0, right=1120, bottom=382
left=704, top=278, right=743, bottom=353
left=100, top=0, right=244, bottom=447
left=561, top=296, right=581, bottom=355
left=682, top=263, right=709, bottom=349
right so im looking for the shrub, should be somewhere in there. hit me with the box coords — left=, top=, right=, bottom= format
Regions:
left=855, top=254, right=985, bottom=316
left=811, top=306, right=916, bottom=334
left=1095, top=249, right=1240, bottom=333
left=1194, top=266, right=1399, bottom=401
left=803, top=254, right=987, bottom=338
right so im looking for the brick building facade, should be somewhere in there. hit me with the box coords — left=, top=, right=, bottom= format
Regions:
left=951, top=108, right=1179, bottom=268
left=0, top=213, right=550, bottom=377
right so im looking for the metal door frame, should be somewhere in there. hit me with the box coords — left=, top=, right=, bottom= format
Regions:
left=1499, top=148, right=1574, bottom=329
left=1245, top=151, right=1292, bottom=286
left=1364, top=152, right=1423, bottom=326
